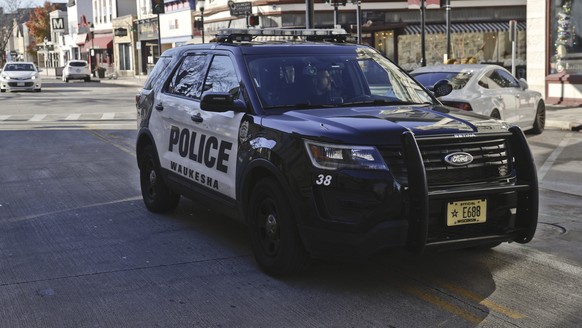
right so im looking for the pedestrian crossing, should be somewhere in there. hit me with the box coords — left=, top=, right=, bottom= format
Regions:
left=0, top=112, right=137, bottom=130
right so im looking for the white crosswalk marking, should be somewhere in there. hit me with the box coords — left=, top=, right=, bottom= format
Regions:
left=65, top=114, right=81, bottom=120
left=101, top=113, right=115, bottom=120
left=29, top=114, right=47, bottom=122
left=0, top=115, right=10, bottom=121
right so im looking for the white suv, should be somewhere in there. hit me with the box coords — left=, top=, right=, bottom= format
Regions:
left=62, top=60, right=91, bottom=82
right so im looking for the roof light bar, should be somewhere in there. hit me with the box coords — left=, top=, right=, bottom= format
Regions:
left=215, top=28, right=350, bottom=43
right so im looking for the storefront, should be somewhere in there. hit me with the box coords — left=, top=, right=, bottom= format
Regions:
left=137, top=17, right=160, bottom=75
left=544, top=0, right=582, bottom=105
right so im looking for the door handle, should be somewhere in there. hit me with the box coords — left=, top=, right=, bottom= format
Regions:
left=191, top=113, right=203, bottom=123
left=155, top=103, right=164, bottom=111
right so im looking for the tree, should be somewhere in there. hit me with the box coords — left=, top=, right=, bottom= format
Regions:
left=25, top=2, right=58, bottom=60
left=0, top=0, right=30, bottom=65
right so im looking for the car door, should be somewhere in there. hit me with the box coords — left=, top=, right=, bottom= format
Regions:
left=495, top=68, right=534, bottom=128
left=485, top=69, right=519, bottom=124
left=155, top=52, right=243, bottom=200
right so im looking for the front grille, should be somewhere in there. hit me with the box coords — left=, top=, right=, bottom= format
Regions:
left=380, top=137, right=513, bottom=187
left=8, top=82, right=34, bottom=87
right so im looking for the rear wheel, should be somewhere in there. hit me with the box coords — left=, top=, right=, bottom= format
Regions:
left=529, top=101, right=546, bottom=134
left=247, top=178, right=310, bottom=276
left=139, top=144, right=180, bottom=213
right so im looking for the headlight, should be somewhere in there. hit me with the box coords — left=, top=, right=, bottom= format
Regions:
left=1, top=74, right=10, bottom=80
left=304, top=140, right=388, bottom=170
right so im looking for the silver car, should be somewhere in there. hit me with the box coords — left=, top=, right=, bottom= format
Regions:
left=62, top=60, right=91, bottom=82
left=0, top=62, right=42, bottom=93
left=411, top=64, right=545, bottom=134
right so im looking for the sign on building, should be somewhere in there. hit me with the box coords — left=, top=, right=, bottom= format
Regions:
left=52, top=18, right=65, bottom=32
left=228, top=1, right=252, bottom=17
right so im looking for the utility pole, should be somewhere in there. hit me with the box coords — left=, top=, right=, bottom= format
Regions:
left=420, top=0, right=426, bottom=66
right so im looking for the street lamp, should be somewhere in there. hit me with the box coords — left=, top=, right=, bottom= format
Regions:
left=89, top=23, right=95, bottom=75
left=198, top=0, right=205, bottom=43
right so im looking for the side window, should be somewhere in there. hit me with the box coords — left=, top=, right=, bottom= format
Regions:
left=487, top=71, right=504, bottom=89
left=143, top=56, right=172, bottom=91
left=477, top=76, right=489, bottom=89
left=203, top=55, right=239, bottom=96
left=167, top=54, right=207, bottom=98
left=495, top=69, right=520, bottom=88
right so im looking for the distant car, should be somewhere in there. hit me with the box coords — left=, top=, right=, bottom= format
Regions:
left=410, top=64, right=545, bottom=134
left=62, top=60, right=91, bottom=82
left=0, top=62, right=42, bottom=93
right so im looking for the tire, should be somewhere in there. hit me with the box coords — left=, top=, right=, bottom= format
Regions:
left=529, top=101, right=546, bottom=135
left=490, top=109, right=501, bottom=119
left=85, top=77, right=91, bottom=82
left=139, top=144, right=180, bottom=213
left=0, top=89, right=5, bottom=93
left=247, top=178, right=310, bottom=276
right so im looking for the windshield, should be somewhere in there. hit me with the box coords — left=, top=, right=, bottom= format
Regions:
left=3, top=63, right=36, bottom=72
left=246, top=48, right=433, bottom=109
left=412, top=71, right=473, bottom=90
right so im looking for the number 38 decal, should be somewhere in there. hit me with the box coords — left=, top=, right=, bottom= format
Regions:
left=315, top=174, right=332, bottom=186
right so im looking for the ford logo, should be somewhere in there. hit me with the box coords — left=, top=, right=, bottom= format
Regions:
left=444, top=152, right=474, bottom=166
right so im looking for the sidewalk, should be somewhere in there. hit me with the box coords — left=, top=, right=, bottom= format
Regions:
left=93, top=74, right=146, bottom=87
left=546, top=105, right=582, bottom=131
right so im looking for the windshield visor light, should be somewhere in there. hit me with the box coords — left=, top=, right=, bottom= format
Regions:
left=304, top=140, right=388, bottom=170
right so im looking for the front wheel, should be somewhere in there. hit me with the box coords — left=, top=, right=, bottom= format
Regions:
left=139, top=144, right=180, bottom=213
left=529, top=102, right=546, bottom=134
left=247, top=178, right=310, bottom=276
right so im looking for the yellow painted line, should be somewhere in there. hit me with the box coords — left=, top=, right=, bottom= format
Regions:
left=437, top=281, right=526, bottom=319
left=397, top=264, right=527, bottom=321
left=404, top=285, right=483, bottom=325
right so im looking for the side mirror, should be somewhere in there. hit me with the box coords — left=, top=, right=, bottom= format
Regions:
left=200, top=92, right=246, bottom=112
left=433, top=79, right=453, bottom=97
left=518, top=78, right=528, bottom=90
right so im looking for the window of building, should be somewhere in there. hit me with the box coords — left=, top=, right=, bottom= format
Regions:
left=550, top=0, right=582, bottom=74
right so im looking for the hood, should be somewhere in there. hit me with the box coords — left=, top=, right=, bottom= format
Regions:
left=2, top=71, right=39, bottom=79
left=262, top=104, right=510, bottom=145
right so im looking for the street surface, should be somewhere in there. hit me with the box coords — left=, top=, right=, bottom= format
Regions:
left=1, top=79, right=581, bottom=327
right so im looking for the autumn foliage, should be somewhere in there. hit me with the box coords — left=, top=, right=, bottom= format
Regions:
left=25, top=2, right=59, bottom=57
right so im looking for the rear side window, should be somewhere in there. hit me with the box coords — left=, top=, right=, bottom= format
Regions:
left=143, top=56, right=173, bottom=91
left=167, top=54, right=208, bottom=98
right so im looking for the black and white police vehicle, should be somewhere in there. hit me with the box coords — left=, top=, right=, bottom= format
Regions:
left=136, top=28, right=538, bottom=275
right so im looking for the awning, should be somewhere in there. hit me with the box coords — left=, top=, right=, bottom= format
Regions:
left=403, top=21, right=526, bottom=35
left=90, top=34, right=113, bottom=49
left=75, top=33, right=87, bottom=45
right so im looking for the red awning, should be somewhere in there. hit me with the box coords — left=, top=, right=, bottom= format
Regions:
left=75, top=33, right=87, bottom=45
left=91, top=34, right=113, bottom=49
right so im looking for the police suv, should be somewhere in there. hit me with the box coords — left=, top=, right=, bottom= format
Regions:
left=136, top=28, right=538, bottom=275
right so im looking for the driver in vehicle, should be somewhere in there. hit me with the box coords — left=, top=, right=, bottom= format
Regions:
left=309, top=69, right=335, bottom=104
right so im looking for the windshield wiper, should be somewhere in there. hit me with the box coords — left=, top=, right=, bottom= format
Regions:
left=341, top=99, right=427, bottom=107
left=264, top=103, right=337, bottom=110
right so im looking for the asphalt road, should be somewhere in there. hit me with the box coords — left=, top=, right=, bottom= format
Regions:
left=1, top=81, right=581, bottom=327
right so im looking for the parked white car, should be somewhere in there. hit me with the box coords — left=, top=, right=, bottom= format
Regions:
left=410, top=64, right=545, bottom=134
left=62, top=60, right=91, bottom=82
left=0, top=62, right=42, bottom=93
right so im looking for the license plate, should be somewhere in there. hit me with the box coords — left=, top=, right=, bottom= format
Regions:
left=17, top=82, right=25, bottom=86
left=447, top=199, right=486, bottom=226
